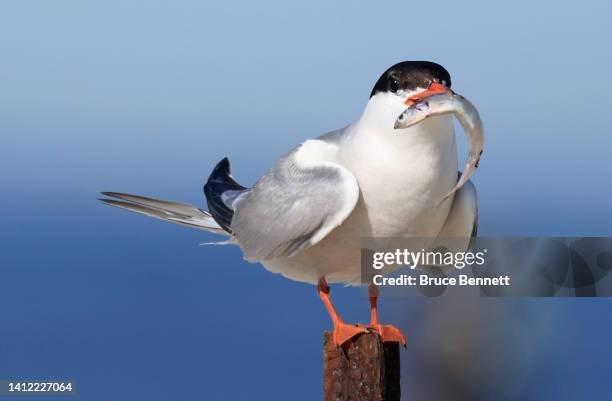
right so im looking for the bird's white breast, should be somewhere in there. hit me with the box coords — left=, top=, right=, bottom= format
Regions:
left=261, top=115, right=459, bottom=285
left=338, top=115, right=458, bottom=238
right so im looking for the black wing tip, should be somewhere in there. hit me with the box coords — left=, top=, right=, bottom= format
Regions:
left=203, top=156, right=247, bottom=234
left=205, top=157, right=244, bottom=189
left=210, top=157, right=231, bottom=179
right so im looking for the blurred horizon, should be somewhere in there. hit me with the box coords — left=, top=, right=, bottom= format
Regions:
left=1, top=1, right=612, bottom=400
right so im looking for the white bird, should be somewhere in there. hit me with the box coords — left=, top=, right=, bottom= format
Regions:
left=100, top=61, right=479, bottom=347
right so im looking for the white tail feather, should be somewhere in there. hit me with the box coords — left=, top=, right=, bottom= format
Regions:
left=198, top=239, right=236, bottom=246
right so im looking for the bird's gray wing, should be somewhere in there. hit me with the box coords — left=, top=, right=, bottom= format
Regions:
left=431, top=177, right=478, bottom=251
left=420, top=177, right=478, bottom=274
left=231, top=139, right=359, bottom=262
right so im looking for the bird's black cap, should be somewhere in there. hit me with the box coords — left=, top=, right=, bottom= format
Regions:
left=370, top=61, right=451, bottom=98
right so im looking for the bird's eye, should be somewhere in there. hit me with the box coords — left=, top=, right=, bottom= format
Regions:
left=389, top=79, right=399, bottom=93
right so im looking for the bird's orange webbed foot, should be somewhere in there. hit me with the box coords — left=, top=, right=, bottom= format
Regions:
left=318, top=278, right=368, bottom=347
left=332, top=321, right=369, bottom=347
left=368, top=323, right=407, bottom=347
left=367, top=284, right=407, bottom=348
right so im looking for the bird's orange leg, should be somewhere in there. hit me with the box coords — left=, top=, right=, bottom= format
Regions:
left=318, top=278, right=368, bottom=347
left=367, top=284, right=407, bottom=347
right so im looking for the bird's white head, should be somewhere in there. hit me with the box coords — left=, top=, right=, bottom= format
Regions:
left=360, top=61, right=452, bottom=132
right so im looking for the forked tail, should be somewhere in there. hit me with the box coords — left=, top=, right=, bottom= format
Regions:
left=99, top=192, right=226, bottom=234
left=100, top=158, right=249, bottom=237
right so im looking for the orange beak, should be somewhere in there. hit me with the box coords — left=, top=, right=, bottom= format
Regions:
left=404, top=82, right=450, bottom=107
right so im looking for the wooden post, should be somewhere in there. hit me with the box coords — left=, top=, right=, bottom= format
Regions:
left=323, top=332, right=401, bottom=401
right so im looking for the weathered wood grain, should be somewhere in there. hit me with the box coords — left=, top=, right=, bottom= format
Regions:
left=323, top=331, right=400, bottom=401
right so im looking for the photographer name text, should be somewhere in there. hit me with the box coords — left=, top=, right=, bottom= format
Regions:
left=370, top=248, right=510, bottom=287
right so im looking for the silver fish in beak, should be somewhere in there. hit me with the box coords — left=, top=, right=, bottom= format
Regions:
left=394, top=92, right=484, bottom=204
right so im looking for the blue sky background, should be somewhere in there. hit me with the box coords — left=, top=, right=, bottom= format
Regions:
left=1, top=1, right=611, bottom=400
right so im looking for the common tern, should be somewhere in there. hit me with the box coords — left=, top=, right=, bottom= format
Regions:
left=100, top=61, right=482, bottom=347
